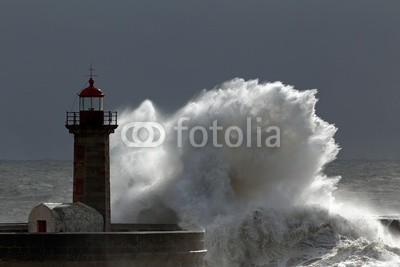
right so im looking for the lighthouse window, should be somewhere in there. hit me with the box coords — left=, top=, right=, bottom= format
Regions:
left=80, top=97, right=103, bottom=111
left=83, top=98, right=91, bottom=111
left=99, top=98, right=104, bottom=110
left=92, top=98, right=100, bottom=111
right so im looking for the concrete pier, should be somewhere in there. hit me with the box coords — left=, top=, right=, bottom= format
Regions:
left=0, top=223, right=205, bottom=266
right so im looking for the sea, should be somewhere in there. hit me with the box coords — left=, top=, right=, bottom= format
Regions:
left=1, top=160, right=400, bottom=223
left=1, top=159, right=400, bottom=266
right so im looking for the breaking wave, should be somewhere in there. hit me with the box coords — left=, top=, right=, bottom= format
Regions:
left=110, top=79, right=400, bottom=266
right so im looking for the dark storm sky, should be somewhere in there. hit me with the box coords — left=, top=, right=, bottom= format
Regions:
left=0, top=1, right=399, bottom=160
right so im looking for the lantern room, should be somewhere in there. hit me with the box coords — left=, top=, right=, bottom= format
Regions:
left=79, top=78, right=104, bottom=111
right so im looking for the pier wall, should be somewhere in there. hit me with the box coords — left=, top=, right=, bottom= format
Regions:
left=0, top=231, right=205, bottom=266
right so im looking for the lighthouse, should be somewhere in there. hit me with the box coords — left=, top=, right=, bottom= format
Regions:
left=65, top=75, right=117, bottom=231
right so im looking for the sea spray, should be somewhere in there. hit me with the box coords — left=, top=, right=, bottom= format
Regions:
left=110, top=78, right=400, bottom=266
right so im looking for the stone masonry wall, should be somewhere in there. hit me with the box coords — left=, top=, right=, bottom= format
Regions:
left=0, top=231, right=205, bottom=266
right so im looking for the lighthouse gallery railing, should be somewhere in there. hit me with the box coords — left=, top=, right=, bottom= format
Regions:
left=65, top=111, right=117, bottom=126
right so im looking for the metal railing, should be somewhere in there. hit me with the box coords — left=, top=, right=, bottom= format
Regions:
left=104, top=111, right=118, bottom=125
left=66, top=111, right=117, bottom=126
left=66, top=112, right=79, bottom=125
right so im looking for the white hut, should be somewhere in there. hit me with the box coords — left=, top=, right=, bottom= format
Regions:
left=28, top=202, right=103, bottom=233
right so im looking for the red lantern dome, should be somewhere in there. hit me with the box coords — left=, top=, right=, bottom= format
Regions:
left=79, top=78, right=104, bottom=97
left=79, top=78, right=104, bottom=111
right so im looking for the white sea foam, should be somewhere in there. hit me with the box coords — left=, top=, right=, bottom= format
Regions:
left=110, top=79, right=400, bottom=266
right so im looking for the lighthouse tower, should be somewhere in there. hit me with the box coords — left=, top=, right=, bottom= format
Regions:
left=65, top=76, right=117, bottom=231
